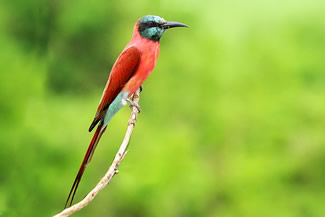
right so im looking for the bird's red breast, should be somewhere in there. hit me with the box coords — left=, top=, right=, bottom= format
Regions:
left=122, top=21, right=160, bottom=96
left=89, top=21, right=160, bottom=131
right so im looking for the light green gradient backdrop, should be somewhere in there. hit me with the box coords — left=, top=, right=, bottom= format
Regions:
left=1, top=0, right=325, bottom=216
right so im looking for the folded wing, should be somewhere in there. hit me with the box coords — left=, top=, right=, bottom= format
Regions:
left=89, top=46, right=140, bottom=132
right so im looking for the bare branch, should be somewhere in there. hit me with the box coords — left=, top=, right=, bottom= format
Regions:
left=54, top=88, right=141, bottom=217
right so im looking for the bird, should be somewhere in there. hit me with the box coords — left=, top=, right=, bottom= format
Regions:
left=64, top=15, right=188, bottom=208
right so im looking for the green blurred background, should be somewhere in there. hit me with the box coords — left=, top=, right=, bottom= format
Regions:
left=1, top=0, right=325, bottom=216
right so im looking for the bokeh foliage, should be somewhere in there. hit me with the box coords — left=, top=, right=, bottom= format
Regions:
left=1, top=0, right=325, bottom=216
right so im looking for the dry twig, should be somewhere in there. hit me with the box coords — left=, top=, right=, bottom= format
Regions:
left=54, top=88, right=141, bottom=217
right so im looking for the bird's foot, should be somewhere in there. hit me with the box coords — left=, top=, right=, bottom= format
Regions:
left=139, top=85, right=143, bottom=93
left=125, top=98, right=141, bottom=113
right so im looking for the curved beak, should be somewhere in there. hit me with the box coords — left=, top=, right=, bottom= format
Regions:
left=162, top=21, right=189, bottom=29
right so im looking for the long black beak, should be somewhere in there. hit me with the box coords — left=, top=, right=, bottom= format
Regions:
left=162, top=21, right=189, bottom=29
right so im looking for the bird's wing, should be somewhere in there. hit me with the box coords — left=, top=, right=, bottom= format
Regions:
left=89, top=46, right=140, bottom=132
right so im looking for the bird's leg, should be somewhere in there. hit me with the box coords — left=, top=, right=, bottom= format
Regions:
left=139, top=85, right=143, bottom=93
left=125, top=98, right=141, bottom=113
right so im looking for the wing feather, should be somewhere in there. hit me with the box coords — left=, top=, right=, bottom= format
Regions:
left=89, top=46, right=140, bottom=132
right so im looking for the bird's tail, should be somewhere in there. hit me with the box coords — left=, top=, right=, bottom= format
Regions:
left=64, top=121, right=106, bottom=208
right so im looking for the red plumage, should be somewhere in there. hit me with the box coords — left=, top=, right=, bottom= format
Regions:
left=89, top=22, right=160, bottom=131
left=65, top=21, right=160, bottom=208
left=64, top=15, right=187, bottom=208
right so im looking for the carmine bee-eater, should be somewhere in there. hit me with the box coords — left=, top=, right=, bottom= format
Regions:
left=65, top=15, right=188, bottom=207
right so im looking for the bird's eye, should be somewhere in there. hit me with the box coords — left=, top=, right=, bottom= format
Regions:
left=148, top=21, right=155, bottom=27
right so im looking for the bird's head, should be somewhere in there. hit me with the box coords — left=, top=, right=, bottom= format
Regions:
left=138, top=15, right=189, bottom=41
